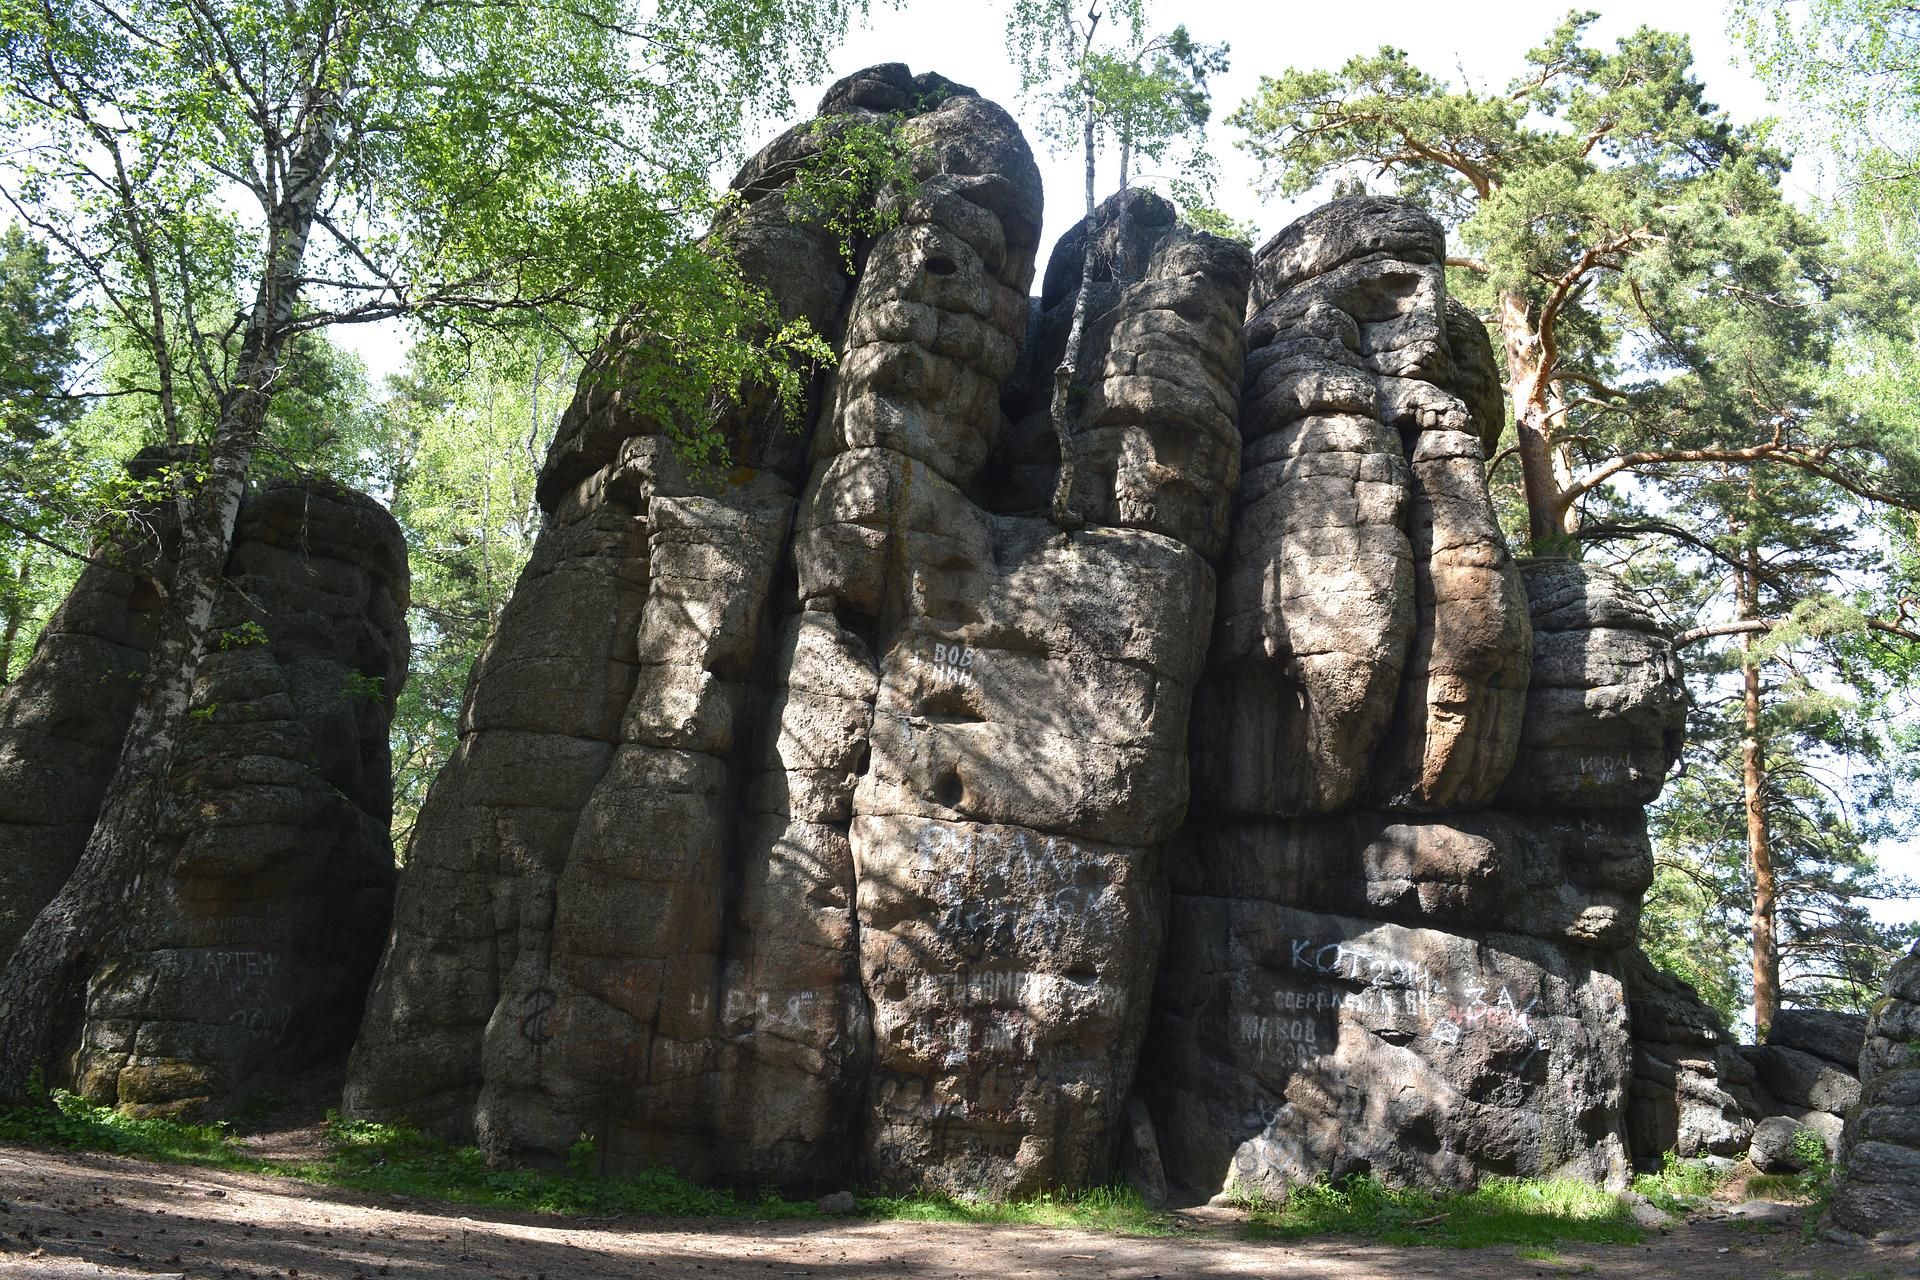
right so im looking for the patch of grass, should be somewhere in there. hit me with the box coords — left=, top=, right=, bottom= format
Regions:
left=1239, top=1174, right=1640, bottom=1249
left=0, top=1093, right=1172, bottom=1234
left=1631, top=1151, right=1729, bottom=1215
left=300, top=1116, right=818, bottom=1218
left=1746, top=1172, right=1814, bottom=1199
left=861, top=1183, right=1174, bottom=1235
left=0, top=1085, right=270, bottom=1172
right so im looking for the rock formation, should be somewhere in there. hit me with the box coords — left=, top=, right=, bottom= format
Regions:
left=1621, top=952, right=1752, bottom=1161
left=345, top=63, right=1254, bottom=1198
left=0, top=470, right=408, bottom=1111
left=1825, top=940, right=1920, bottom=1243
left=1142, top=203, right=1685, bottom=1200
left=342, top=68, right=1692, bottom=1200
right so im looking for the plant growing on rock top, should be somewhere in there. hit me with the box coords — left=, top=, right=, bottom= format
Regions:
left=0, top=0, right=872, bottom=1103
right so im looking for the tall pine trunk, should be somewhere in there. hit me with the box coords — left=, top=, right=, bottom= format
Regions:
left=0, top=111, right=335, bottom=1102
left=1737, top=546, right=1780, bottom=1035
left=1496, top=291, right=1575, bottom=551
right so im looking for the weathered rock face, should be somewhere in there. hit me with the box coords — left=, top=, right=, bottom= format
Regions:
left=0, top=473, right=407, bottom=1111
left=1621, top=951, right=1752, bottom=1161
left=346, top=65, right=1247, bottom=1197
left=1825, top=941, right=1920, bottom=1244
left=1769, top=1008, right=1867, bottom=1072
left=345, top=77, right=1685, bottom=1200
left=0, top=463, right=170, bottom=962
left=1193, top=196, right=1530, bottom=820
left=1141, top=198, right=1686, bottom=1201
left=1499, top=560, right=1687, bottom=809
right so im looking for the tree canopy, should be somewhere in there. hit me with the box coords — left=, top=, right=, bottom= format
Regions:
left=1233, top=10, right=1920, bottom=552
left=0, top=0, right=872, bottom=1101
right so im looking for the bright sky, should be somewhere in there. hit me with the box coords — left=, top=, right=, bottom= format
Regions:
left=787, top=0, right=1789, bottom=261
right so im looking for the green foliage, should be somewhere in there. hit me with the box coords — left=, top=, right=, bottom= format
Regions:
left=340, top=671, right=384, bottom=704
left=574, top=240, right=836, bottom=476
left=0, top=223, right=81, bottom=447
left=786, top=115, right=921, bottom=267
left=1793, top=1128, right=1835, bottom=1186
left=218, top=621, right=270, bottom=650
left=1236, top=1174, right=1639, bottom=1249
left=1631, top=1152, right=1728, bottom=1216
left=1742, top=1131, right=1837, bottom=1236
left=0, top=1080, right=259, bottom=1169
left=311, top=1115, right=804, bottom=1217
left=1232, top=11, right=1920, bottom=552
left=1737, top=0, right=1920, bottom=214
left=1007, top=2, right=1226, bottom=212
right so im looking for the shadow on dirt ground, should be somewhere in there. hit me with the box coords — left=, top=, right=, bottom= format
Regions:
left=2, top=1143, right=1915, bottom=1280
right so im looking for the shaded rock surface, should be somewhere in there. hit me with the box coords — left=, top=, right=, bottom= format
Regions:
left=0, top=471, right=407, bottom=1111
left=1749, top=1114, right=1821, bottom=1173
left=1768, top=1008, right=1867, bottom=1072
left=1621, top=950, right=1752, bottom=1162
left=0, top=461, right=173, bottom=962
left=1743, top=1044, right=1861, bottom=1116
left=1826, top=940, right=1920, bottom=1244
left=1499, top=559, right=1687, bottom=809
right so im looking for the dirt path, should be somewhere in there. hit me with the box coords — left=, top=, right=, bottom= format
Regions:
left=2, top=1144, right=1914, bottom=1280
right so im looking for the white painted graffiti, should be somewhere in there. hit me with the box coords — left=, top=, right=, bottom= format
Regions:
left=1287, top=937, right=1437, bottom=993
left=227, top=1004, right=293, bottom=1042
left=201, top=949, right=277, bottom=996
left=912, top=640, right=981, bottom=688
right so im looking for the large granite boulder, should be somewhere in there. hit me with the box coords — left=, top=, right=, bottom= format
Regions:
left=1148, top=903, right=1631, bottom=1193
left=0, top=472, right=408, bottom=1112
left=1825, top=941, right=1920, bottom=1244
left=1770, top=1008, right=1868, bottom=1072
left=1744, top=1043, right=1862, bottom=1116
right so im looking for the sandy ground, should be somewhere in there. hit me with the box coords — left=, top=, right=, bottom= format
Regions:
left=2, top=1143, right=1915, bottom=1280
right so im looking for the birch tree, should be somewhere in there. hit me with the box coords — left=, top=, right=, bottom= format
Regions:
left=0, top=0, right=863, bottom=1100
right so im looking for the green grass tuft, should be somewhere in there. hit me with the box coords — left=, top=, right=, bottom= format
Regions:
left=0, top=1092, right=1172, bottom=1234
left=1239, top=1173, right=1640, bottom=1248
left=0, top=1086, right=269, bottom=1171
left=860, top=1183, right=1173, bottom=1235
left=1630, top=1151, right=1728, bottom=1215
